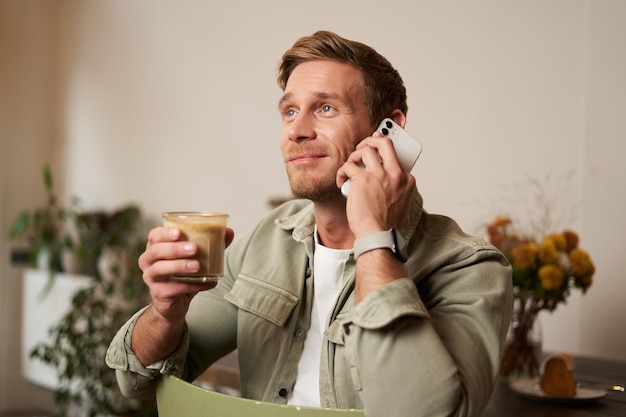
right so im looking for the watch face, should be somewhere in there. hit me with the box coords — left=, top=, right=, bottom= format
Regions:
left=391, top=229, right=408, bottom=262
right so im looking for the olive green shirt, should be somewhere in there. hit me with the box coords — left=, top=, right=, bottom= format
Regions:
left=106, top=193, right=512, bottom=417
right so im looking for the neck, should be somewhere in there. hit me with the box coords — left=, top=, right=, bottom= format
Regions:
left=313, top=200, right=355, bottom=250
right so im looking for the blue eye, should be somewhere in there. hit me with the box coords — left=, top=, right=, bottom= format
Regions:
left=282, top=109, right=298, bottom=120
left=322, top=105, right=333, bottom=113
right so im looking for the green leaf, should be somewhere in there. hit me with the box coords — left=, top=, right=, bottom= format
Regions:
left=9, top=211, right=30, bottom=238
left=43, top=164, right=53, bottom=191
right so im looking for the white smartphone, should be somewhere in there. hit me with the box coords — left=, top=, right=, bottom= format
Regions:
left=341, top=118, right=423, bottom=197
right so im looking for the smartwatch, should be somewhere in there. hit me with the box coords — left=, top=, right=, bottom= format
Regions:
left=353, top=229, right=408, bottom=263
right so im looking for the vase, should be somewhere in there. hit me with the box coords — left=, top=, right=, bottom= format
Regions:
left=22, top=269, right=92, bottom=389
left=36, top=248, right=51, bottom=271
left=500, top=302, right=542, bottom=381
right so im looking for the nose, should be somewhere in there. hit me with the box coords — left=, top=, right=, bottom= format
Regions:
left=288, top=113, right=316, bottom=142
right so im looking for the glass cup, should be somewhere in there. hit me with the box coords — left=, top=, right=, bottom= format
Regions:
left=162, top=212, right=229, bottom=283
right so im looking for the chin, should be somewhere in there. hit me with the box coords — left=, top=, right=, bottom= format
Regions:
left=291, top=183, right=342, bottom=202
left=287, top=168, right=343, bottom=201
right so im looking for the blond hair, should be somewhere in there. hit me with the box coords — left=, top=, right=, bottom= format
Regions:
left=277, top=31, right=408, bottom=125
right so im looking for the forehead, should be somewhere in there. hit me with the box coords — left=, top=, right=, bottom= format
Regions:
left=283, top=60, right=364, bottom=97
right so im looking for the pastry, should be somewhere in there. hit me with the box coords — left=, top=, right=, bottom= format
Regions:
left=539, top=352, right=577, bottom=397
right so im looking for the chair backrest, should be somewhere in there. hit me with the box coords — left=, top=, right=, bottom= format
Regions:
left=156, top=375, right=366, bottom=417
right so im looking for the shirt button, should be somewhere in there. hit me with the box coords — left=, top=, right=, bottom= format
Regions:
left=305, top=268, right=312, bottom=278
left=278, top=388, right=288, bottom=398
left=295, top=328, right=306, bottom=340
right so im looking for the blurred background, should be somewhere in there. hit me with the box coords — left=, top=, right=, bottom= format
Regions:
left=1, top=0, right=625, bottom=413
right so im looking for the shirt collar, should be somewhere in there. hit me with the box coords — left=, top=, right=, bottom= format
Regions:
left=274, top=190, right=423, bottom=245
left=274, top=200, right=315, bottom=242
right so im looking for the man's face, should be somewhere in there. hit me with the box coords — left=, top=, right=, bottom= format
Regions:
left=278, top=60, right=374, bottom=202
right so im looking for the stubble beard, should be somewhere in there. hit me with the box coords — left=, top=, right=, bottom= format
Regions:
left=287, top=169, right=342, bottom=202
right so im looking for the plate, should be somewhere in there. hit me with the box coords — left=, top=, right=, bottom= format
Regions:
left=510, top=378, right=607, bottom=403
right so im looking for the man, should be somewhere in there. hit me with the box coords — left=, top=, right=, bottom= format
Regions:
left=107, top=31, right=512, bottom=417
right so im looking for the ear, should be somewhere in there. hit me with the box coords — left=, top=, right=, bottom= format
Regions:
left=388, top=110, right=407, bottom=128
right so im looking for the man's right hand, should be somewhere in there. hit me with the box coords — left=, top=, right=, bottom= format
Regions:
left=132, top=226, right=235, bottom=365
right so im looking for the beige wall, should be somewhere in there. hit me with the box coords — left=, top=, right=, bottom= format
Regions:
left=2, top=0, right=625, bottom=412
left=580, top=0, right=626, bottom=357
left=1, top=0, right=58, bottom=412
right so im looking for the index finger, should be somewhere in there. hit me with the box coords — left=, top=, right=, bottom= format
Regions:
left=357, top=135, right=401, bottom=171
left=147, top=226, right=183, bottom=246
left=355, top=131, right=384, bottom=149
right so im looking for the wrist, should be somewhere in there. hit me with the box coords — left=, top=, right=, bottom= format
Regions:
left=133, top=305, right=186, bottom=365
left=353, top=229, right=408, bottom=263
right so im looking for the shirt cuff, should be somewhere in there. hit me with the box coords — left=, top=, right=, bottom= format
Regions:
left=346, top=278, right=430, bottom=329
left=105, top=305, right=189, bottom=379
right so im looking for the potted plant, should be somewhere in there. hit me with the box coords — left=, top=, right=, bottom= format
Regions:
left=64, top=205, right=140, bottom=275
left=30, top=204, right=157, bottom=417
left=9, top=164, right=77, bottom=295
left=10, top=164, right=63, bottom=268
left=10, top=165, right=157, bottom=415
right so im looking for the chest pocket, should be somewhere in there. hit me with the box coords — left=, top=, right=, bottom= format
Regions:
left=225, top=274, right=299, bottom=327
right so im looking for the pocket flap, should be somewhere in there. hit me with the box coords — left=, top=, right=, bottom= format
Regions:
left=225, top=274, right=299, bottom=327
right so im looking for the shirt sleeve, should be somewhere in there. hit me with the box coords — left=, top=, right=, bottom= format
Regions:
left=105, top=226, right=248, bottom=400
left=105, top=306, right=190, bottom=399
left=341, top=246, right=512, bottom=417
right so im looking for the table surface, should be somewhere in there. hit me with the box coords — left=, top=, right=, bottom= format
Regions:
left=482, top=355, right=626, bottom=417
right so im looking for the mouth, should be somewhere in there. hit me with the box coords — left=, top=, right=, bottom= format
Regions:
left=287, top=153, right=327, bottom=165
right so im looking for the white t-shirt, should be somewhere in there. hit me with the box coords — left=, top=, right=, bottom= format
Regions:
left=287, top=232, right=351, bottom=406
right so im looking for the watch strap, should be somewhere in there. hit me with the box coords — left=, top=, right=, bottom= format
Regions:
left=353, top=229, right=406, bottom=261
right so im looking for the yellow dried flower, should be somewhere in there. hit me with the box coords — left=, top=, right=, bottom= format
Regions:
left=562, top=230, right=579, bottom=252
left=570, top=248, right=595, bottom=278
left=488, top=216, right=512, bottom=248
left=487, top=214, right=594, bottom=324
left=538, top=264, right=565, bottom=290
left=490, top=216, right=512, bottom=228
left=544, top=233, right=567, bottom=251
left=511, top=242, right=538, bottom=270
left=538, top=240, right=558, bottom=264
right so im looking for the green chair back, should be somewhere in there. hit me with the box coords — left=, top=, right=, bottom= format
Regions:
left=156, top=375, right=366, bottom=416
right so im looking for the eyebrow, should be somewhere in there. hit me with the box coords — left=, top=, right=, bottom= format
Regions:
left=278, top=93, right=293, bottom=109
left=278, top=91, right=345, bottom=109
